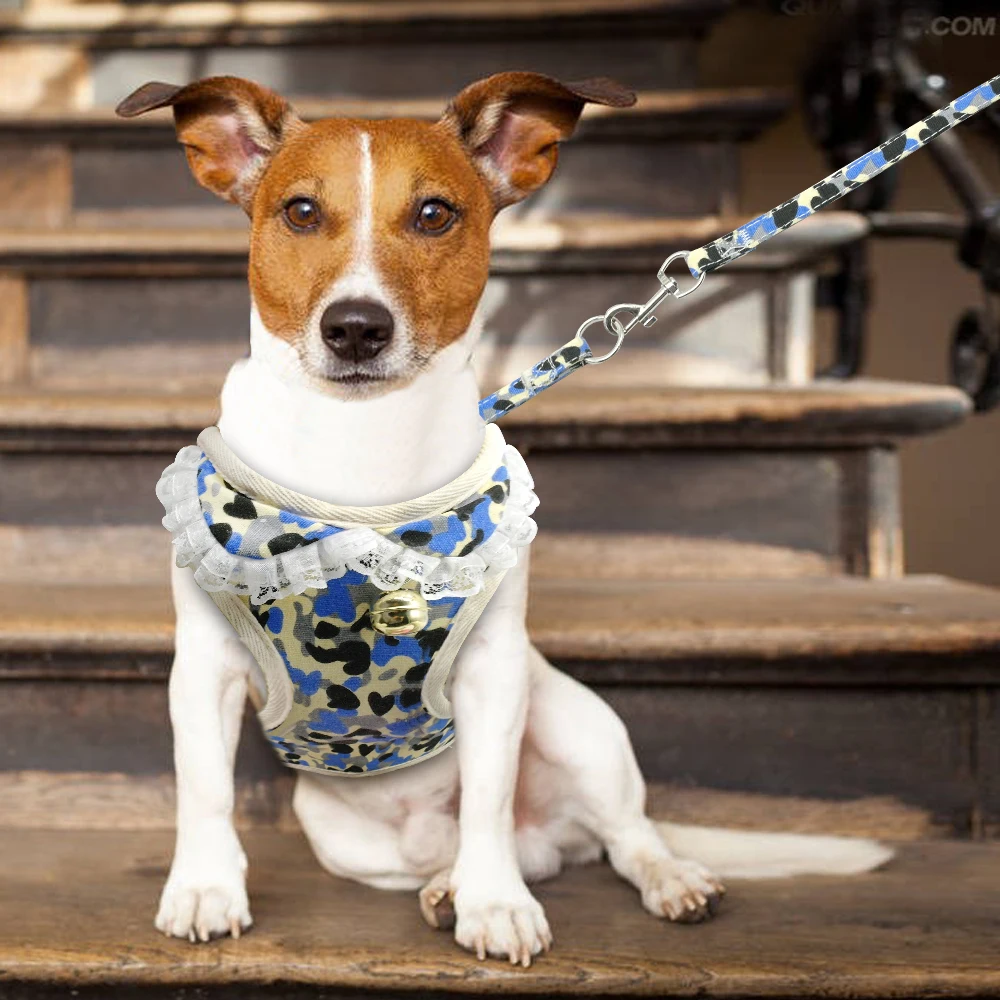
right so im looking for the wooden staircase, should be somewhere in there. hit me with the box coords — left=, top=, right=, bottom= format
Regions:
left=1, top=0, right=1000, bottom=995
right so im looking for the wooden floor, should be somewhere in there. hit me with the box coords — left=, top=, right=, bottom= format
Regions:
left=3, top=829, right=1000, bottom=997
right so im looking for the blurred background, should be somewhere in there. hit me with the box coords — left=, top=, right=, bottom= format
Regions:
left=705, top=1, right=1000, bottom=586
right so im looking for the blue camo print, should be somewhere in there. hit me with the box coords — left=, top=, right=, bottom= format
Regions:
left=478, top=331, right=591, bottom=423
left=685, top=75, right=1000, bottom=277
left=257, top=576, right=462, bottom=775
left=192, top=451, right=515, bottom=775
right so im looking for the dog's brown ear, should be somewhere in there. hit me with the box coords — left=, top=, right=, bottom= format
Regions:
left=116, top=76, right=302, bottom=212
left=441, top=72, right=635, bottom=210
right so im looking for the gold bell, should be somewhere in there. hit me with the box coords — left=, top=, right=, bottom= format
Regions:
left=370, top=590, right=429, bottom=636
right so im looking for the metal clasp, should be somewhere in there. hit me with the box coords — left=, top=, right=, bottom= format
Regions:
left=582, top=250, right=706, bottom=365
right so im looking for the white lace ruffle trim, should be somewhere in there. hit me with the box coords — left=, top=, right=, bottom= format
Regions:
left=156, top=445, right=538, bottom=603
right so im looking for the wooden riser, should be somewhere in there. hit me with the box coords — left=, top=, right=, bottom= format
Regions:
left=15, top=270, right=803, bottom=392
left=24, top=134, right=735, bottom=220
left=3, top=575, right=1000, bottom=831
left=0, top=440, right=901, bottom=575
left=0, top=212, right=867, bottom=390
left=2, top=677, right=995, bottom=834
left=0, top=773, right=936, bottom=840
left=0, top=88, right=789, bottom=222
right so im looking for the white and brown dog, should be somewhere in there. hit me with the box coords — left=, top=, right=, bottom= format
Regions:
left=118, top=73, right=891, bottom=966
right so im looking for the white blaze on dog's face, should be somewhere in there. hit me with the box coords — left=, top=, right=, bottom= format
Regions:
left=116, top=73, right=634, bottom=397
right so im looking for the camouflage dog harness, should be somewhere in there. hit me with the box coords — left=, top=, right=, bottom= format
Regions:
left=153, top=75, right=1000, bottom=779
left=157, top=423, right=537, bottom=776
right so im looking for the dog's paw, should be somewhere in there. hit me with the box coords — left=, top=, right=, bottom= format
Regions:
left=637, top=857, right=725, bottom=924
left=156, top=880, right=253, bottom=942
left=451, top=877, right=552, bottom=967
left=155, top=841, right=252, bottom=943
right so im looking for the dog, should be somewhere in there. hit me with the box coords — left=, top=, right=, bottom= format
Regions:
left=118, top=72, right=892, bottom=966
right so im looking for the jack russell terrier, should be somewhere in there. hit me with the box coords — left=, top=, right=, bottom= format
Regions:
left=118, top=72, right=892, bottom=967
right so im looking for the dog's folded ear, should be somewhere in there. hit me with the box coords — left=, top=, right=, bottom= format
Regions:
left=440, top=72, right=636, bottom=210
left=116, top=76, right=302, bottom=212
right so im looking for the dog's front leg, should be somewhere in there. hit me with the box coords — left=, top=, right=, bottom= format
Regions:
left=445, top=555, right=552, bottom=966
left=155, top=561, right=255, bottom=942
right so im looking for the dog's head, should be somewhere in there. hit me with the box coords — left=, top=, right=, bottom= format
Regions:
left=117, top=73, right=634, bottom=397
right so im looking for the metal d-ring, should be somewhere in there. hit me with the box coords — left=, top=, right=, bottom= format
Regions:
left=579, top=313, right=625, bottom=366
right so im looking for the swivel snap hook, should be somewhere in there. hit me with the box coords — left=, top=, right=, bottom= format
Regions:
left=582, top=250, right=705, bottom=365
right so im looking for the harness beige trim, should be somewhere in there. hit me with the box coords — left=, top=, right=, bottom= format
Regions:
left=209, top=591, right=295, bottom=730
left=197, top=424, right=507, bottom=528
left=421, top=569, right=507, bottom=719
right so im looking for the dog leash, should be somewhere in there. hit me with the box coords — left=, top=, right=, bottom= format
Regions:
left=478, top=74, right=1000, bottom=424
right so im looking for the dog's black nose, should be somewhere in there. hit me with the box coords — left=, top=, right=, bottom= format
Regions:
left=320, top=299, right=394, bottom=362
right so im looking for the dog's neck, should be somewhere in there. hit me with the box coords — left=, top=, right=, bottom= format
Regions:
left=216, top=310, right=486, bottom=507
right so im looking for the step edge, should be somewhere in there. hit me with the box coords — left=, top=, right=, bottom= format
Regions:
left=0, top=380, right=970, bottom=445
left=0, top=86, right=790, bottom=131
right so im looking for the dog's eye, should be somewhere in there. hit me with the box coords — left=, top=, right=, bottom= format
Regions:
left=284, top=197, right=320, bottom=231
left=415, top=198, right=457, bottom=235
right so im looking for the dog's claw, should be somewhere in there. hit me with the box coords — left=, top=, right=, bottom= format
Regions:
left=156, top=870, right=252, bottom=944
left=419, top=872, right=456, bottom=931
left=452, top=882, right=551, bottom=966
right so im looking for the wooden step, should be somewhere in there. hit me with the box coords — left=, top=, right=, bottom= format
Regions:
left=4, top=574, right=1000, bottom=831
left=2, top=831, right=1000, bottom=997
left=0, top=1, right=724, bottom=110
left=0, top=0, right=729, bottom=47
left=0, top=381, right=965, bottom=578
left=0, top=380, right=968, bottom=450
left=6, top=575, right=999, bottom=682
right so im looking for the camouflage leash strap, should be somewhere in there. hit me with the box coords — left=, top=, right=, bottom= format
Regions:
left=478, top=73, right=1000, bottom=425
